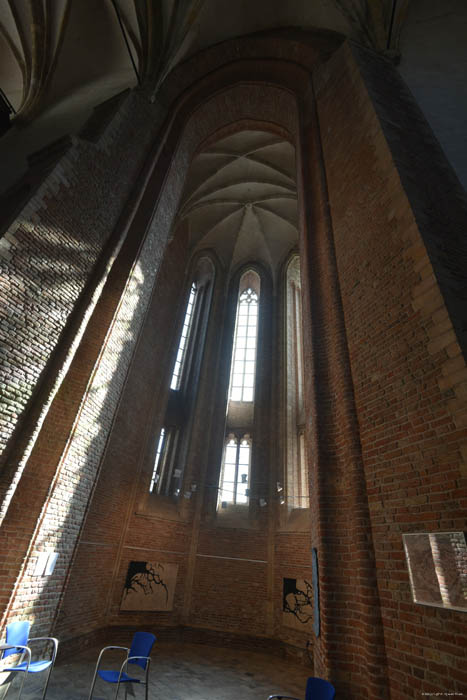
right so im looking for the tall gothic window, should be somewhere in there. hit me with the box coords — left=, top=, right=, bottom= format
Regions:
left=150, top=257, right=214, bottom=496
left=229, top=287, right=258, bottom=402
left=218, top=270, right=260, bottom=508
left=284, top=255, right=308, bottom=509
left=218, top=433, right=251, bottom=505
left=170, top=283, right=197, bottom=390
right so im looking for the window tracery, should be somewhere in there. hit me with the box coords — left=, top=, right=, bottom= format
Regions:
left=149, top=256, right=214, bottom=497
left=284, top=255, right=308, bottom=509
left=218, top=269, right=260, bottom=508
left=229, top=288, right=258, bottom=402
left=218, top=433, right=251, bottom=506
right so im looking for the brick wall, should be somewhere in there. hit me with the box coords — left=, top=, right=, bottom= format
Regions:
left=314, top=41, right=467, bottom=698
left=2, top=31, right=466, bottom=700
left=298, top=89, right=388, bottom=700
left=0, top=35, right=332, bottom=656
left=0, top=90, right=167, bottom=632
left=0, top=91, right=162, bottom=500
left=55, top=73, right=314, bottom=666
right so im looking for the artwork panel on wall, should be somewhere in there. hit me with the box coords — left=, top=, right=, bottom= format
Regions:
left=403, top=532, right=467, bottom=612
left=120, top=561, right=178, bottom=611
left=282, top=577, right=313, bottom=632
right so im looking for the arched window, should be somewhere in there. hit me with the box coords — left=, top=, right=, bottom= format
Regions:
left=149, top=428, right=166, bottom=493
left=229, top=287, right=258, bottom=402
left=170, top=282, right=197, bottom=390
left=283, top=255, right=308, bottom=509
left=218, top=433, right=251, bottom=505
left=218, top=269, right=260, bottom=508
left=150, top=256, right=214, bottom=496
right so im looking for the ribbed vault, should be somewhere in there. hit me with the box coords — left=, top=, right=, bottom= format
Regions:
left=179, top=129, right=298, bottom=276
left=0, top=0, right=409, bottom=123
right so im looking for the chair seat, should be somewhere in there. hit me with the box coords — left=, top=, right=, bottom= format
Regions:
left=98, top=670, right=141, bottom=684
left=11, top=660, right=53, bottom=673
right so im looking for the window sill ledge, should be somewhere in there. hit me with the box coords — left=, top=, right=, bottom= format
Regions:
left=278, top=505, right=311, bottom=533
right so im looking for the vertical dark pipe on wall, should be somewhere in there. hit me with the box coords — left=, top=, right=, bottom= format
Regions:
left=387, top=0, right=398, bottom=49
left=110, top=0, right=141, bottom=84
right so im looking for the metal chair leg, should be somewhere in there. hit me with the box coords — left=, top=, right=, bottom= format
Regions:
left=41, top=663, right=54, bottom=700
left=16, top=671, right=27, bottom=700
left=87, top=666, right=98, bottom=700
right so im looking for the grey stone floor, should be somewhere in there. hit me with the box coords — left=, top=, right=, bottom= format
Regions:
left=4, top=642, right=311, bottom=700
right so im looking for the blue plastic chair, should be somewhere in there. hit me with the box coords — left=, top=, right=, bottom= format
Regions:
left=0, top=620, right=59, bottom=700
left=88, top=632, right=156, bottom=700
left=268, top=676, right=336, bottom=700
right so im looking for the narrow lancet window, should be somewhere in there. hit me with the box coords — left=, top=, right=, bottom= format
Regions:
left=218, top=269, right=260, bottom=509
left=219, top=433, right=251, bottom=505
left=149, top=428, right=166, bottom=492
left=170, top=282, right=197, bottom=390
left=229, top=288, right=258, bottom=402
left=284, top=255, right=308, bottom=508
left=149, top=258, right=214, bottom=497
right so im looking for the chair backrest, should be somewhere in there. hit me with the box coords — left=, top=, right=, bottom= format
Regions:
left=3, top=621, right=31, bottom=659
left=129, top=632, right=156, bottom=670
left=305, top=676, right=336, bottom=700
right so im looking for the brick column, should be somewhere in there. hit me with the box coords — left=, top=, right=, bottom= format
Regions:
left=298, top=91, right=389, bottom=698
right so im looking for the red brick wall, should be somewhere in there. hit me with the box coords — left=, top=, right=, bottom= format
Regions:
left=298, top=96, right=388, bottom=700
left=0, top=34, right=334, bottom=655
left=190, top=556, right=268, bottom=635
left=0, top=90, right=168, bottom=635
left=2, top=32, right=466, bottom=700
left=54, top=72, right=312, bottom=659
left=0, top=91, right=161, bottom=489
left=55, top=223, right=192, bottom=639
left=314, top=42, right=467, bottom=698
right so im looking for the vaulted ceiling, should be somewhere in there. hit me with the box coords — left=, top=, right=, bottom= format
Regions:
left=2, top=1, right=466, bottom=196
left=0, top=0, right=408, bottom=123
left=179, top=130, right=298, bottom=277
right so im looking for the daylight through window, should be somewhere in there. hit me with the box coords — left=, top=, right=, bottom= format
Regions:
left=218, top=269, right=261, bottom=509
left=149, top=428, right=166, bottom=493
left=229, top=288, right=258, bottom=402
left=219, top=434, right=251, bottom=505
left=171, top=283, right=197, bottom=390
left=284, top=256, right=308, bottom=508
left=149, top=259, right=214, bottom=498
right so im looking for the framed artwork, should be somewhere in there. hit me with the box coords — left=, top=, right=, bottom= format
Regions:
left=282, top=577, right=313, bottom=632
left=403, top=532, right=467, bottom=612
left=120, top=561, right=178, bottom=611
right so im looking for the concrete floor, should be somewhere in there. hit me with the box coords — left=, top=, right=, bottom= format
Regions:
left=4, top=642, right=311, bottom=700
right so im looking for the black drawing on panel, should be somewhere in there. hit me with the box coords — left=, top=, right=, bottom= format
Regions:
left=123, top=561, right=168, bottom=604
left=283, top=577, right=313, bottom=624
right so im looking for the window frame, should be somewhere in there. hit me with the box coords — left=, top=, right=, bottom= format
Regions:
left=149, top=254, right=215, bottom=499
left=228, top=287, right=259, bottom=403
left=218, top=432, right=252, bottom=506
left=282, top=253, right=309, bottom=511
left=216, top=265, right=268, bottom=514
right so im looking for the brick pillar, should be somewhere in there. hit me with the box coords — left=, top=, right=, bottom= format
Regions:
left=298, top=95, right=389, bottom=698
left=312, top=40, right=467, bottom=698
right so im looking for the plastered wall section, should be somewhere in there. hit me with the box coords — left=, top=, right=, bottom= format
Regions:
left=314, top=42, right=467, bottom=698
